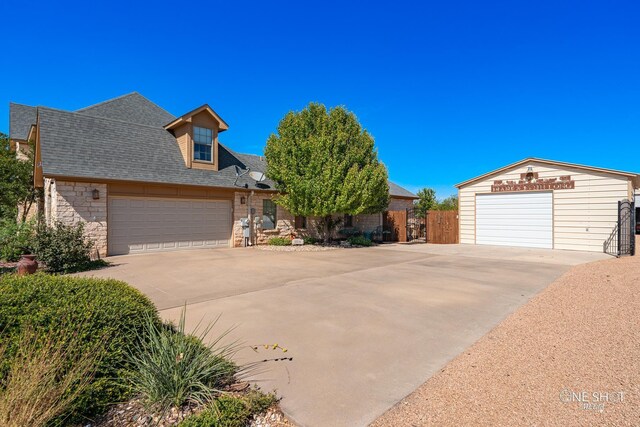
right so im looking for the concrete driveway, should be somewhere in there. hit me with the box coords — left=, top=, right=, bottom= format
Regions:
left=81, top=244, right=607, bottom=426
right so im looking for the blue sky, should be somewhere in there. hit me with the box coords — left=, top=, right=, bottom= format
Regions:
left=1, top=0, right=638, bottom=197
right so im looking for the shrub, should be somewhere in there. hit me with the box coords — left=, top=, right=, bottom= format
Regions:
left=33, top=221, right=93, bottom=273
left=267, top=237, right=291, bottom=246
left=302, top=236, right=319, bottom=245
left=338, top=227, right=360, bottom=238
left=0, top=219, right=35, bottom=262
left=347, top=236, right=373, bottom=247
left=0, top=325, right=101, bottom=427
left=180, top=390, right=277, bottom=427
left=0, top=274, right=159, bottom=423
left=127, top=307, right=240, bottom=413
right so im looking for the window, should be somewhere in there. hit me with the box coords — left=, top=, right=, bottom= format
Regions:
left=295, top=215, right=307, bottom=229
left=263, top=199, right=277, bottom=230
left=193, top=126, right=213, bottom=162
left=344, top=214, right=353, bottom=227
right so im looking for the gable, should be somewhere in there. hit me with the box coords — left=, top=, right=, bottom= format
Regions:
left=9, top=103, right=37, bottom=141
left=456, top=158, right=639, bottom=189
left=164, top=104, right=229, bottom=132
left=76, top=92, right=175, bottom=127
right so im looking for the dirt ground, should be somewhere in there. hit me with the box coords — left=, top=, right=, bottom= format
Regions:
left=371, top=254, right=640, bottom=427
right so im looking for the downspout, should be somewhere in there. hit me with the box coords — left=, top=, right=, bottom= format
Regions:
left=248, top=190, right=255, bottom=246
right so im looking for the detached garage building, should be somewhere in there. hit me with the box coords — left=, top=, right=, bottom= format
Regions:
left=456, top=158, right=639, bottom=252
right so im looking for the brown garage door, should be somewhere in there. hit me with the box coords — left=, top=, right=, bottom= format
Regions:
left=108, top=197, right=232, bottom=255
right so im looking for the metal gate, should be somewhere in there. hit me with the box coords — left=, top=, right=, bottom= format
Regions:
left=604, top=200, right=635, bottom=257
left=406, top=207, right=426, bottom=242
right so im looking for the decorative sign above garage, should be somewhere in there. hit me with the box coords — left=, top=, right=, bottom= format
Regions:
left=491, top=175, right=575, bottom=192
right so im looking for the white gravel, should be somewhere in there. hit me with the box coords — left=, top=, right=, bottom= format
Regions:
left=371, top=254, right=640, bottom=426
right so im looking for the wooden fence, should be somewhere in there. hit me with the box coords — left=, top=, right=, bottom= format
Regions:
left=383, top=210, right=407, bottom=242
left=426, top=210, right=459, bottom=244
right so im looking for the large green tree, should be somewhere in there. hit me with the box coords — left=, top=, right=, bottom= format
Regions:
left=0, top=132, right=37, bottom=222
left=265, top=103, right=389, bottom=241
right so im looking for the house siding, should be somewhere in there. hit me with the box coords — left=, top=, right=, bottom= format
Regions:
left=458, top=161, right=631, bottom=252
left=42, top=179, right=414, bottom=252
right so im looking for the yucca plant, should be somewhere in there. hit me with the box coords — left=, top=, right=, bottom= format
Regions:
left=126, top=307, right=251, bottom=414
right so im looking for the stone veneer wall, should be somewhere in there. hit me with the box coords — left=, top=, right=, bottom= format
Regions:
left=232, top=192, right=414, bottom=245
left=45, top=179, right=108, bottom=258
left=232, top=191, right=296, bottom=246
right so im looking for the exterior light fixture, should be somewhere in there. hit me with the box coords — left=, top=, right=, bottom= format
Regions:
left=525, top=166, right=535, bottom=182
left=92, top=189, right=100, bottom=200
left=240, top=196, right=246, bottom=204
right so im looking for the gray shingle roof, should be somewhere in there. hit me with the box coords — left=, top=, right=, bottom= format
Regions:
left=38, top=107, right=275, bottom=190
left=35, top=93, right=417, bottom=198
left=9, top=103, right=37, bottom=140
left=76, top=92, right=176, bottom=127
left=388, top=181, right=417, bottom=198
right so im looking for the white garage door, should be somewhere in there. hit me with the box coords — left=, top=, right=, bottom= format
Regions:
left=108, top=197, right=232, bottom=255
left=476, top=192, right=552, bottom=249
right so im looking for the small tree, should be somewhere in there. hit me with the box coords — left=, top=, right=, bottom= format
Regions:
left=265, top=103, right=389, bottom=242
left=414, top=188, right=437, bottom=217
left=0, top=132, right=38, bottom=223
left=436, top=195, right=458, bottom=211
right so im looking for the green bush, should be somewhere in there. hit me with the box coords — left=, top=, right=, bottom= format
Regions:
left=267, top=237, right=291, bottom=246
left=180, top=390, right=277, bottom=427
left=127, top=307, right=239, bottom=412
left=302, top=236, right=320, bottom=245
left=0, top=274, right=160, bottom=423
left=33, top=221, right=93, bottom=273
left=338, top=227, right=361, bottom=238
left=347, top=236, right=373, bottom=247
left=0, top=219, right=35, bottom=262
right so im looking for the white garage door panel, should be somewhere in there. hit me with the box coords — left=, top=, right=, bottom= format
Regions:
left=108, top=197, right=231, bottom=255
left=476, top=192, right=552, bottom=249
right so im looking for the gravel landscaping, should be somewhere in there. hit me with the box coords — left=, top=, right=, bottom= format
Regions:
left=372, top=254, right=640, bottom=426
left=88, top=396, right=292, bottom=427
left=252, top=244, right=340, bottom=252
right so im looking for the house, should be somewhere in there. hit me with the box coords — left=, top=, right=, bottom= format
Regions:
left=8, top=93, right=417, bottom=256
left=456, top=158, right=639, bottom=253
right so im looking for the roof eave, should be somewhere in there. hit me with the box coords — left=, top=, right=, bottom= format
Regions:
left=391, top=194, right=419, bottom=200
left=164, top=104, right=229, bottom=132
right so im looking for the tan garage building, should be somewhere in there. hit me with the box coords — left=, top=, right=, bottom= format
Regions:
left=456, top=158, right=639, bottom=253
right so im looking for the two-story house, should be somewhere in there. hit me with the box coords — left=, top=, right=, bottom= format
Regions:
left=8, top=93, right=417, bottom=257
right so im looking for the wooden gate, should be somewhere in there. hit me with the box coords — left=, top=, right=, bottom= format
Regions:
left=383, top=210, right=407, bottom=242
left=426, top=210, right=459, bottom=244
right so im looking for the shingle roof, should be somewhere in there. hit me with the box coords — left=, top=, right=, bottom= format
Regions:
left=38, top=107, right=275, bottom=190
left=76, top=92, right=175, bottom=127
left=9, top=103, right=37, bottom=140
left=35, top=93, right=417, bottom=197
left=388, top=181, right=417, bottom=198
